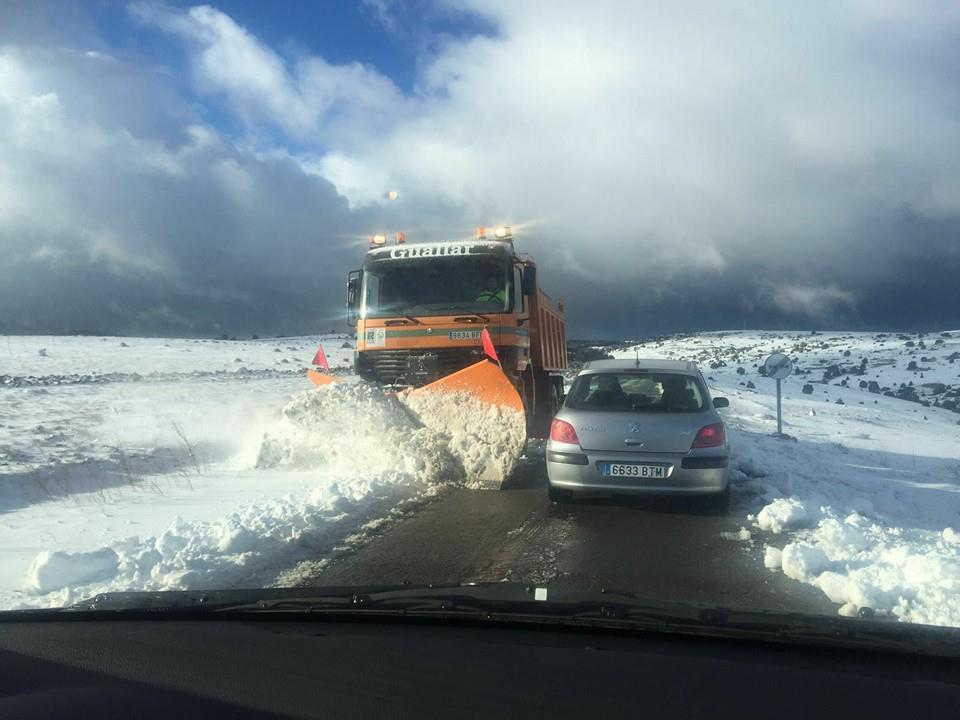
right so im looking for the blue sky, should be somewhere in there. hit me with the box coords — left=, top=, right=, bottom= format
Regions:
left=73, top=1, right=494, bottom=152
left=88, top=1, right=494, bottom=90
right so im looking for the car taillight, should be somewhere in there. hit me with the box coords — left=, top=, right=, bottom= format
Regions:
left=550, top=418, right=580, bottom=445
left=692, top=422, right=725, bottom=448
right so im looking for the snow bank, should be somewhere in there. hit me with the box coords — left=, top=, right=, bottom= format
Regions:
left=735, top=427, right=960, bottom=625
left=780, top=543, right=830, bottom=581
left=18, top=380, right=528, bottom=606
left=768, top=514, right=960, bottom=626
left=402, top=389, right=526, bottom=488
left=258, top=380, right=525, bottom=486
left=745, top=445, right=960, bottom=626
left=26, top=549, right=119, bottom=594
left=257, top=382, right=459, bottom=484
left=763, top=546, right=782, bottom=569
left=756, top=498, right=810, bottom=534
left=745, top=452, right=960, bottom=626
left=23, top=469, right=423, bottom=604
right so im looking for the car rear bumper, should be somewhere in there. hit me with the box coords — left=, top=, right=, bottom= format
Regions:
left=546, top=447, right=729, bottom=495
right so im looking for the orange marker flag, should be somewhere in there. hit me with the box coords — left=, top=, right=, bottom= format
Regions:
left=481, top=327, right=499, bottom=364
left=311, top=344, right=330, bottom=370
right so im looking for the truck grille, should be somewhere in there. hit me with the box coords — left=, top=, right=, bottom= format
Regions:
left=359, top=348, right=485, bottom=386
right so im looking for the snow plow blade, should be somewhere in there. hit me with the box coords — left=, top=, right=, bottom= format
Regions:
left=407, top=360, right=524, bottom=414
left=405, top=360, right=527, bottom=488
left=306, top=369, right=341, bottom=387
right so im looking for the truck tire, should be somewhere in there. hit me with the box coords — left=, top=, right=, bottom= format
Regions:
left=549, top=379, right=563, bottom=417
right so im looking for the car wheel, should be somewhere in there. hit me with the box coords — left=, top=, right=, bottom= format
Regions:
left=548, top=484, right=572, bottom=504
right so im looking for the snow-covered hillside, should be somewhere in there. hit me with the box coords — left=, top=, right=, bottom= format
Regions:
left=611, top=330, right=960, bottom=626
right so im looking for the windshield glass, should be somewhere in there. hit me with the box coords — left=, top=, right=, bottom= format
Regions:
left=2, top=1, right=960, bottom=657
left=566, top=372, right=707, bottom=412
left=362, top=256, right=511, bottom=317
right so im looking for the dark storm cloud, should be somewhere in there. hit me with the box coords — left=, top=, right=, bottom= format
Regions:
left=3, top=2, right=960, bottom=339
left=0, top=44, right=385, bottom=336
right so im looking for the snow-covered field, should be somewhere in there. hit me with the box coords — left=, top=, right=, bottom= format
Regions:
left=612, top=330, right=960, bottom=626
left=2, top=330, right=959, bottom=627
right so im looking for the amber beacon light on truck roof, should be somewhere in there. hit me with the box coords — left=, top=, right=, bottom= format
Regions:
left=369, top=226, right=513, bottom=247
left=476, top=226, right=513, bottom=241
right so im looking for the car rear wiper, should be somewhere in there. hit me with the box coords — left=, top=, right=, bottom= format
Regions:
left=25, top=583, right=959, bottom=657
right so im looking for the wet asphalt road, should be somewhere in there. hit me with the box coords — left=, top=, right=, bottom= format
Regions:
left=312, top=462, right=836, bottom=616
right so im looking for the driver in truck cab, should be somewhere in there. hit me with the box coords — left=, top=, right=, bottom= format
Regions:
left=475, top=273, right=506, bottom=304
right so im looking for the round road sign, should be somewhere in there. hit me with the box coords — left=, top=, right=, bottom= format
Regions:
left=763, top=353, right=793, bottom=380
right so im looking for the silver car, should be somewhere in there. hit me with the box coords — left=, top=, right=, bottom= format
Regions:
left=546, top=359, right=730, bottom=504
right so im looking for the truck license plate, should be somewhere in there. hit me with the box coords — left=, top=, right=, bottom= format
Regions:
left=603, top=463, right=665, bottom=478
left=448, top=330, right=482, bottom=340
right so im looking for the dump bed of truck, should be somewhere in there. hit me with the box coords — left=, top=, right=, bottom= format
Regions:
left=532, top=289, right=567, bottom=372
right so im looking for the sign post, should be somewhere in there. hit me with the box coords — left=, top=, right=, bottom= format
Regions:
left=762, top=353, right=793, bottom=437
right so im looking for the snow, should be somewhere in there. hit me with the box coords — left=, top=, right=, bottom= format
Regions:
left=780, top=543, right=830, bottom=581
left=612, top=329, right=960, bottom=626
left=26, top=548, right=119, bottom=594
left=0, top=334, right=355, bottom=475
left=0, top=333, right=527, bottom=608
left=1, top=334, right=355, bottom=382
left=763, top=545, right=783, bottom=569
left=401, top=389, right=526, bottom=487
left=19, top=468, right=433, bottom=607
left=756, top=498, right=810, bottom=534
left=4, top=328, right=960, bottom=626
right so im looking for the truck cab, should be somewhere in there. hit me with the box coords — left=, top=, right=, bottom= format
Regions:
left=345, top=229, right=567, bottom=437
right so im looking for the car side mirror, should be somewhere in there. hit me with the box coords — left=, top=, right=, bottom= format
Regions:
left=346, top=270, right=361, bottom=327
left=521, top=266, right=536, bottom=296
left=713, top=396, right=729, bottom=409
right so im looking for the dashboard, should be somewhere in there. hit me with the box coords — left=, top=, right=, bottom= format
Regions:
left=1, top=617, right=958, bottom=718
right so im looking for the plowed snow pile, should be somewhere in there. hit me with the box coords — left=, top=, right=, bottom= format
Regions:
left=258, top=382, right=525, bottom=488
left=257, top=383, right=461, bottom=483
left=18, top=381, right=526, bottom=607
left=402, top=389, right=526, bottom=489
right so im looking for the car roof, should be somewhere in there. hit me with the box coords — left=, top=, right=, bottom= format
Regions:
left=580, top=358, right=700, bottom=373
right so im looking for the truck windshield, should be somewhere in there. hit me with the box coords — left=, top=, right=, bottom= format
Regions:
left=362, top=256, right=512, bottom=318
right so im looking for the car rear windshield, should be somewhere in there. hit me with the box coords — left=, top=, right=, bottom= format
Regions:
left=565, top=372, right=707, bottom=413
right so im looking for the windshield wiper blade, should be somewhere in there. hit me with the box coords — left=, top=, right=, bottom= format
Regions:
left=384, top=316, right=422, bottom=326
left=23, top=584, right=960, bottom=658
left=445, top=306, right=490, bottom=322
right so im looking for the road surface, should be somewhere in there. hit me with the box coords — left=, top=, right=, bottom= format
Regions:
left=305, top=462, right=836, bottom=615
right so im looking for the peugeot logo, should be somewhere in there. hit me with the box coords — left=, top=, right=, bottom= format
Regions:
left=628, top=422, right=642, bottom=433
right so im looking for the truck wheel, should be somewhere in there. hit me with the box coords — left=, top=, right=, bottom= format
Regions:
left=549, top=381, right=562, bottom=417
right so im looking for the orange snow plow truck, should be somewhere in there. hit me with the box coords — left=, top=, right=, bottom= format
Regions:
left=309, top=227, right=567, bottom=438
